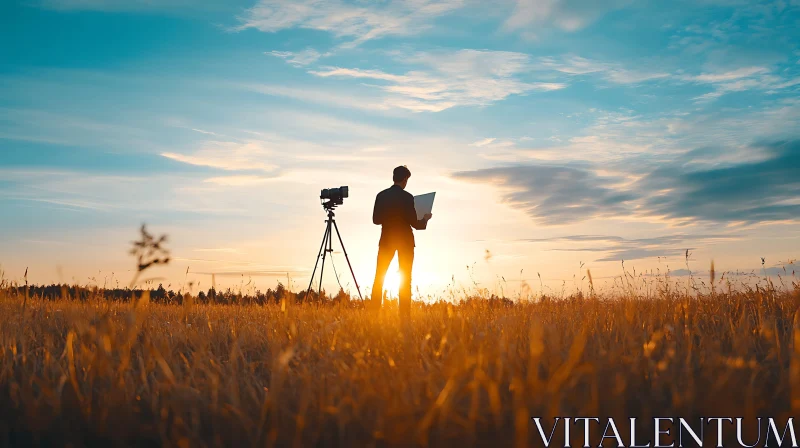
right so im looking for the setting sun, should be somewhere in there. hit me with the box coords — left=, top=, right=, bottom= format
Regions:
left=381, top=259, right=402, bottom=299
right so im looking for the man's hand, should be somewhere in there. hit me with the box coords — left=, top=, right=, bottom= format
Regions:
left=423, top=213, right=433, bottom=221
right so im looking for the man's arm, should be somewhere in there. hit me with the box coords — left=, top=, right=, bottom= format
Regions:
left=372, top=193, right=383, bottom=225
left=406, top=194, right=428, bottom=230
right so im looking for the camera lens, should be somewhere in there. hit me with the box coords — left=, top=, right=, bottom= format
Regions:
left=320, top=186, right=349, bottom=206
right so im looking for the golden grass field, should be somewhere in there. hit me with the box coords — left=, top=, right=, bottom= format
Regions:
left=1, top=279, right=800, bottom=447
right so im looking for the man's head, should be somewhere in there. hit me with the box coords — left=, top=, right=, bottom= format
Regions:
left=393, top=165, right=411, bottom=189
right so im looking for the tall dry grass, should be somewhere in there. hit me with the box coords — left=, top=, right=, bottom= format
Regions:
left=1, top=281, right=799, bottom=447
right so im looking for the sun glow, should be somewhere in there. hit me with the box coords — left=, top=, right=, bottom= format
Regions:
left=382, top=259, right=401, bottom=298
left=377, top=259, right=441, bottom=302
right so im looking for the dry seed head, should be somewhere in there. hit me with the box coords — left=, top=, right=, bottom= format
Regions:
left=710, top=260, right=716, bottom=286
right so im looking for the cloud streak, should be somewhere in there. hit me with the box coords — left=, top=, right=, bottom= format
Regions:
left=539, top=55, right=799, bottom=101
left=454, top=140, right=800, bottom=226
left=162, top=141, right=276, bottom=172
left=266, top=48, right=326, bottom=66
left=504, top=0, right=631, bottom=33
left=242, top=83, right=389, bottom=111
left=539, top=55, right=670, bottom=85
left=521, top=233, right=740, bottom=262
left=452, top=164, right=637, bottom=225
left=310, top=49, right=566, bottom=112
left=236, top=0, right=465, bottom=46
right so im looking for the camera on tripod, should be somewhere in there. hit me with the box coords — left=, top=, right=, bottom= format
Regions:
left=320, top=186, right=349, bottom=209
left=307, top=185, right=363, bottom=301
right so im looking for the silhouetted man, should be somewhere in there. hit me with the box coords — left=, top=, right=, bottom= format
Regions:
left=371, top=166, right=432, bottom=318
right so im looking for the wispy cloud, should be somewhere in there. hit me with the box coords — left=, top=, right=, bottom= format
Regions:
left=470, top=138, right=496, bottom=147
left=266, top=48, right=326, bottom=66
left=3, top=195, right=113, bottom=211
left=539, top=55, right=670, bottom=85
left=684, top=66, right=791, bottom=102
left=310, top=49, right=566, bottom=112
left=540, top=56, right=798, bottom=101
left=162, top=141, right=276, bottom=172
left=190, top=128, right=223, bottom=136
left=241, top=83, right=389, bottom=111
left=0, top=170, right=182, bottom=215
left=521, top=234, right=741, bottom=262
left=236, top=0, right=465, bottom=46
left=473, top=108, right=673, bottom=165
left=688, top=66, right=768, bottom=83
left=504, top=0, right=631, bottom=33
left=160, top=116, right=397, bottom=180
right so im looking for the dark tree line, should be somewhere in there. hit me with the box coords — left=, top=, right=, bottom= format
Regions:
left=5, top=283, right=522, bottom=308
left=6, top=283, right=359, bottom=306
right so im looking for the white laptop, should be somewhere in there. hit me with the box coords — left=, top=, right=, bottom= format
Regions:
left=413, top=192, right=436, bottom=221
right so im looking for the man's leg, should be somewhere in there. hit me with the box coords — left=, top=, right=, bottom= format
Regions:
left=397, top=245, right=415, bottom=320
left=370, top=245, right=395, bottom=311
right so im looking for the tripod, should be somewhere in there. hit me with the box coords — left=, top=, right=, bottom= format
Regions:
left=306, top=205, right=364, bottom=301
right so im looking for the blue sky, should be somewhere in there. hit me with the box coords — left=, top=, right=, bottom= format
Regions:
left=1, top=0, right=799, bottom=297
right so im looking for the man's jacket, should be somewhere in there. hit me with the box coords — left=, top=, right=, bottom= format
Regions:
left=372, top=184, right=427, bottom=247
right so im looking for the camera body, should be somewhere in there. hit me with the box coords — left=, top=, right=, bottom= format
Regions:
left=320, top=186, right=349, bottom=209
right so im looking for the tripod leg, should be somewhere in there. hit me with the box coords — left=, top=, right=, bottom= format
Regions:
left=306, top=219, right=330, bottom=298
left=332, top=219, right=364, bottom=301
left=318, top=219, right=332, bottom=298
